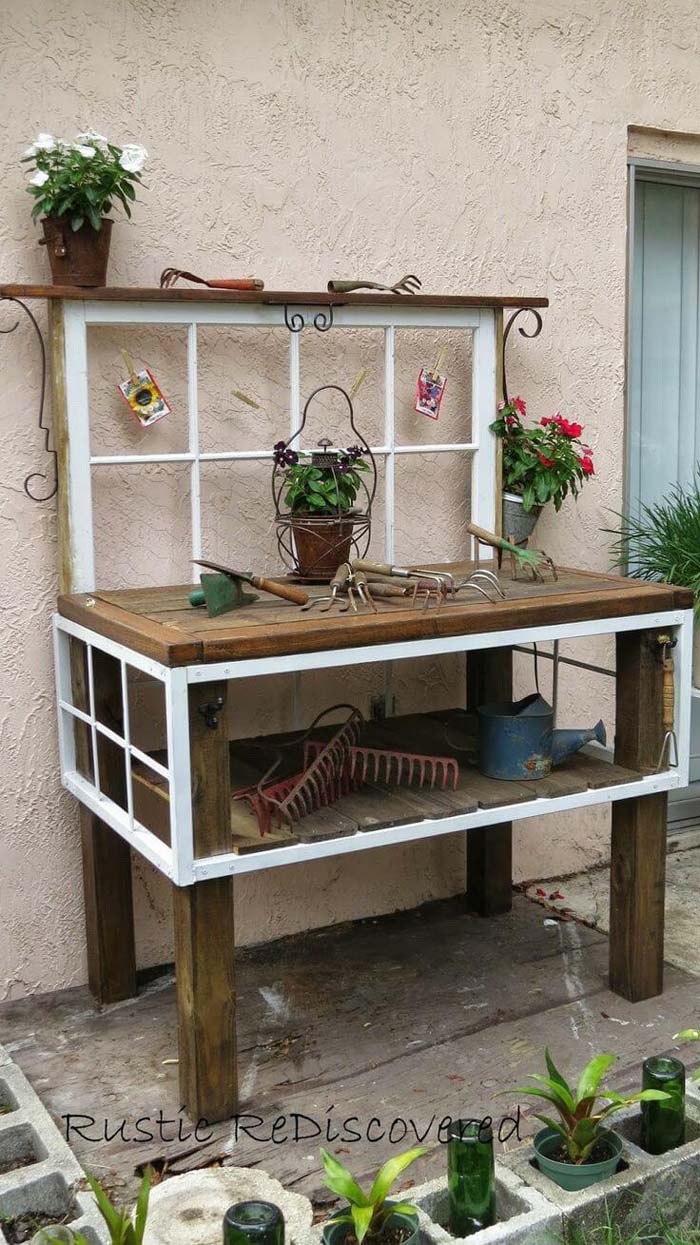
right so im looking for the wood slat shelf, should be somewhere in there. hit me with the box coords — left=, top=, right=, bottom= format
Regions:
left=58, top=563, right=693, bottom=666
left=131, top=709, right=643, bottom=859
left=0, top=283, right=549, bottom=309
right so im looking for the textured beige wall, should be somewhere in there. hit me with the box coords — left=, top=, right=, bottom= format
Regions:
left=1, top=0, right=699, bottom=999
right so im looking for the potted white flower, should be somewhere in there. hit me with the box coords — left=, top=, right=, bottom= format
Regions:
left=22, top=130, right=148, bottom=286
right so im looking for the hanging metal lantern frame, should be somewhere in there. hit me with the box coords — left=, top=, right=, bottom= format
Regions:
left=272, top=384, right=377, bottom=581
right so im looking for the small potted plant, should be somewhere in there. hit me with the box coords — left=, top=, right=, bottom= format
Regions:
left=491, top=397, right=595, bottom=541
left=501, top=1048, right=669, bottom=1192
left=22, top=130, right=147, bottom=286
left=320, top=1145, right=425, bottom=1245
left=274, top=440, right=372, bottom=577
left=606, top=476, right=700, bottom=686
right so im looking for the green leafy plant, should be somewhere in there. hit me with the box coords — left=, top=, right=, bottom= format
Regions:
left=502, top=1049, right=670, bottom=1165
left=606, top=477, right=700, bottom=611
left=674, top=1028, right=700, bottom=1079
left=320, top=1145, right=425, bottom=1243
left=85, top=1169, right=151, bottom=1245
left=491, top=396, right=594, bottom=513
left=274, top=443, right=370, bottom=515
left=22, top=130, right=147, bottom=232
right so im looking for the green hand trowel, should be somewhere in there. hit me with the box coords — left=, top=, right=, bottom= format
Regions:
left=189, top=572, right=259, bottom=617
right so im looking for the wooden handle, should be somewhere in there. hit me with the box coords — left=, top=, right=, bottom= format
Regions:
left=466, top=521, right=503, bottom=550
left=327, top=280, right=382, bottom=293
left=662, top=656, right=675, bottom=733
left=330, top=562, right=352, bottom=590
left=252, top=576, right=309, bottom=605
left=353, top=558, right=404, bottom=577
left=364, top=581, right=407, bottom=597
left=206, top=279, right=265, bottom=290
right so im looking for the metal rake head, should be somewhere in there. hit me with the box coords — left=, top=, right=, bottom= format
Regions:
left=391, top=274, right=422, bottom=295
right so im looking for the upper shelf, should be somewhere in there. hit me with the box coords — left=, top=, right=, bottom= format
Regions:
left=0, top=284, right=549, bottom=309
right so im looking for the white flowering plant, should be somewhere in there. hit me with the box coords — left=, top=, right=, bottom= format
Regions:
left=22, top=131, right=147, bottom=232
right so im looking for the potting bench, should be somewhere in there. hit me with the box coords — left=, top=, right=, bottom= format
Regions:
left=1, top=284, right=693, bottom=1125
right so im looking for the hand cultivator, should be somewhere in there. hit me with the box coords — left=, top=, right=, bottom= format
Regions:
left=233, top=705, right=461, bottom=835
left=352, top=559, right=449, bottom=610
left=467, top=522, right=557, bottom=582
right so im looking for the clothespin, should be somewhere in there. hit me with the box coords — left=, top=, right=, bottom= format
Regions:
left=350, top=368, right=369, bottom=399
left=120, top=348, right=138, bottom=383
left=430, top=345, right=447, bottom=379
left=232, top=388, right=261, bottom=409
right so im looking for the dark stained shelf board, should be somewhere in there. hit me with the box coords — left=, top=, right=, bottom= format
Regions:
left=57, top=561, right=693, bottom=666
left=130, top=710, right=643, bottom=858
left=0, top=283, right=548, bottom=309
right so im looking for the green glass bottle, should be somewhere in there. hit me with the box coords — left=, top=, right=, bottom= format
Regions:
left=223, top=1201, right=285, bottom=1245
left=447, top=1119, right=496, bottom=1236
left=640, top=1055, right=685, bottom=1154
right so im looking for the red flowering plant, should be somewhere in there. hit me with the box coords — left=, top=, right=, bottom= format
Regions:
left=491, top=396, right=595, bottom=513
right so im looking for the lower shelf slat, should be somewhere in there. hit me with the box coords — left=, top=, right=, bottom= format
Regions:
left=131, top=709, right=641, bottom=858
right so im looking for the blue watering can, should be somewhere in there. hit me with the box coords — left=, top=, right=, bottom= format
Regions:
left=477, top=693, right=606, bottom=781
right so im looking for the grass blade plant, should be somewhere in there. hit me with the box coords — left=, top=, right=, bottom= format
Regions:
left=606, top=477, right=700, bottom=609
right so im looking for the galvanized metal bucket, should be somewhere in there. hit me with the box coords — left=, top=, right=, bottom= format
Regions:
left=478, top=693, right=553, bottom=780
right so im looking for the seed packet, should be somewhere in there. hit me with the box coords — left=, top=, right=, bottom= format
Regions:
left=118, top=367, right=171, bottom=426
left=415, top=366, right=447, bottom=420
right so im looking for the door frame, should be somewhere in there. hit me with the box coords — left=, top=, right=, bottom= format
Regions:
left=626, top=156, right=700, bottom=830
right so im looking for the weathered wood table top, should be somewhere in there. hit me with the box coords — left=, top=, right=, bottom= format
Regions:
left=57, top=562, right=692, bottom=666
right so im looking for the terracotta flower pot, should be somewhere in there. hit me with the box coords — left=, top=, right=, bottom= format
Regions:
left=40, top=216, right=113, bottom=287
left=291, top=515, right=355, bottom=578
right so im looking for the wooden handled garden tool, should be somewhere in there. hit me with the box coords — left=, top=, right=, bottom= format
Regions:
left=190, top=558, right=308, bottom=617
left=301, top=563, right=354, bottom=613
left=160, top=268, right=264, bottom=290
left=466, top=522, right=557, bottom=582
left=327, top=275, right=422, bottom=295
left=352, top=559, right=451, bottom=609
left=656, top=634, right=679, bottom=771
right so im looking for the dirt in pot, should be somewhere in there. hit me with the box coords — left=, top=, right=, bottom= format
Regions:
left=2, top=1212, right=72, bottom=1244
left=545, top=1138, right=617, bottom=1165
left=335, top=1227, right=414, bottom=1245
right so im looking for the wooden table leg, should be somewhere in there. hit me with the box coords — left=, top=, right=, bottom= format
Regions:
left=173, top=682, right=237, bottom=1122
left=72, top=644, right=137, bottom=1005
left=609, top=629, right=667, bottom=1001
left=465, top=648, right=513, bottom=916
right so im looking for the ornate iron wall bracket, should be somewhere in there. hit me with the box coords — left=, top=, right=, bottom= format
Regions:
left=1, top=295, right=56, bottom=501
left=502, top=307, right=543, bottom=404
left=283, top=304, right=334, bottom=333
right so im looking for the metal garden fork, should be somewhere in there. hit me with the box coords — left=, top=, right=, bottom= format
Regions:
left=327, top=275, right=422, bottom=295
left=301, top=563, right=354, bottom=613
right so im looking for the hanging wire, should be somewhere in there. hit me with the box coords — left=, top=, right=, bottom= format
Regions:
left=1, top=295, right=55, bottom=502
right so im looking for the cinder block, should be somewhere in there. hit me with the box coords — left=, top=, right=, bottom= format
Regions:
left=0, top=1064, right=106, bottom=1244
left=503, top=1101, right=700, bottom=1238
left=408, top=1167, right=562, bottom=1245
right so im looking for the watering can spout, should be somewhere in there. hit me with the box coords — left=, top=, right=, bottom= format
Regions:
left=551, top=719, right=606, bottom=766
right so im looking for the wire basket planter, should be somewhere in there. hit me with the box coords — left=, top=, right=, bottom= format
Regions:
left=272, top=384, right=377, bottom=580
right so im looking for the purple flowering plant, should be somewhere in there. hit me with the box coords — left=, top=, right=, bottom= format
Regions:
left=273, top=441, right=369, bottom=514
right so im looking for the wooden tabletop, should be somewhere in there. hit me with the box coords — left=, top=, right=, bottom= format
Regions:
left=0, top=284, right=548, bottom=309
left=57, top=563, right=693, bottom=666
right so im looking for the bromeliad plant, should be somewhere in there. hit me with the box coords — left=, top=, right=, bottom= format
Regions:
left=504, top=1049, right=670, bottom=1165
left=22, top=130, right=147, bottom=232
left=320, top=1145, right=426, bottom=1243
left=274, top=443, right=370, bottom=515
left=491, top=397, right=595, bottom=513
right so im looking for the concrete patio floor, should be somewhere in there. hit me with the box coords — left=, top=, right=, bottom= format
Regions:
left=526, top=843, right=700, bottom=976
left=0, top=892, right=698, bottom=1209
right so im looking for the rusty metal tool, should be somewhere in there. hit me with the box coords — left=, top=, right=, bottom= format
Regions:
left=350, top=567, right=378, bottom=613
left=656, top=634, right=679, bottom=771
left=453, top=567, right=506, bottom=603
left=192, top=559, right=309, bottom=606
left=301, top=563, right=354, bottom=613
left=327, top=275, right=422, bottom=295
left=160, top=268, right=264, bottom=290
left=234, top=706, right=363, bottom=833
left=467, top=522, right=557, bottom=582
left=304, top=738, right=459, bottom=789
left=353, top=559, right=449, bottom=609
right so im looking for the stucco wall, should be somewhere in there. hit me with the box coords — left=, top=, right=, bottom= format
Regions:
left=1, top=0, right=698, bottom=999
